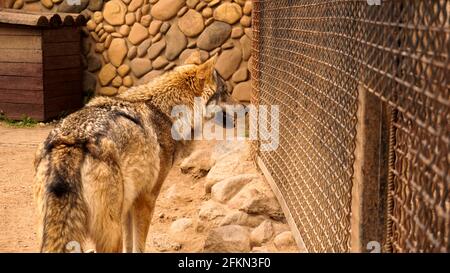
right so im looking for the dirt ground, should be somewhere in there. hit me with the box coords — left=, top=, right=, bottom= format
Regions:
left=0, top=123, right=217, bottom=253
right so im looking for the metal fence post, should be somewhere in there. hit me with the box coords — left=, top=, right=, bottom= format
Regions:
left=350, top=87, right=389, bottom=253
left=249, top=0, right=261, bottom=162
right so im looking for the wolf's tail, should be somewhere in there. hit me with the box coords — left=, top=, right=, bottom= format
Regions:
left=38, top=145, right=89, bottom=253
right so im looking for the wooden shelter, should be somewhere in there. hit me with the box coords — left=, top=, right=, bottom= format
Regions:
left=0, top=9, right=86, bottom=121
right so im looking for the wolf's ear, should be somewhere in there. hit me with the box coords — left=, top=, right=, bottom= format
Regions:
left=197, top=54, right=218, bottom=79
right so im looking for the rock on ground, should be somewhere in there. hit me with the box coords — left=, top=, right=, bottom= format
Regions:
left=164, top=184, right=193, bottom=203
left=273, top=231, right=297, bottom=251
left=211, top=174, right=259, bottom=203
left=180, top=149, right=214, bottom=178
left=210, top=140, right=248, bottom=160
left=198, top=200, right=228, bottom=221
left=250, top=220, right=274, bottom=246
left=152, top=233, right=182, bottom=252
left=170, top=218, right=194, bottom=234
left=219, top=211, right=265, bottom=228
left=251, top=246, right=270, bottom=253
left=203, top=225, right=251, bottom=253
left=225, top=178, right=284, bottom=221
left=206, top=153, right=256, bottom=185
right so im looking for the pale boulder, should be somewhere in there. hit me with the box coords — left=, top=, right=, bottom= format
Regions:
left=211, top=174, right=259, bottom=203
left=203, top=225, right=251, bottom=253
left=250, top=220, right=274, bottom=246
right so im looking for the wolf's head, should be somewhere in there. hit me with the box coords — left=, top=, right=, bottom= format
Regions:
left=117, top=55, right=237, bottom=128
left=171, top=55, right=237, bottom=127
left=174, top=54, right=235, bottom=106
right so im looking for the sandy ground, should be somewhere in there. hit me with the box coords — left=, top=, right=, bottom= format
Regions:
left=0, top=123, right=216, bottom=253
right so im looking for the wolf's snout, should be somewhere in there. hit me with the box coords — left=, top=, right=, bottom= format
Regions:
left=214, top=109, right=235, bottom=129
left=215, top=103, right=247, bottom=129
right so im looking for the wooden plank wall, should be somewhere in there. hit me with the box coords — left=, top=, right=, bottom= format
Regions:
left=0, top=24, right=45, bottom=120
left=42, top=27, right=82, bottom=119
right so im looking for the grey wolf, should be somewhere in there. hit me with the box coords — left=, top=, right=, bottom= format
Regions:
left=34, top=56, right=231, bottom=252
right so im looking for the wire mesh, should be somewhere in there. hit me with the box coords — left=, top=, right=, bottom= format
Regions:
left=252, top=0, right=361, bottom=252
left=360, top=0, right=449, bottom=253
left=252, top=0, right=449, bottom=253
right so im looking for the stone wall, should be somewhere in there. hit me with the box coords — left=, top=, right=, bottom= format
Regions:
left=5, top=0, right=252, bottom=102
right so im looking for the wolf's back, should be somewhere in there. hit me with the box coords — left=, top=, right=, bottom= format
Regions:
left=35, top=143, right=89, bottom=253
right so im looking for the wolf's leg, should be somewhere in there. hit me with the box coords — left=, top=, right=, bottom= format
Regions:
left=93, top=224, right=123, bottom=253
left=132, top=161, right=171, bottom=253
left=123, top=211, right=133, bottom=253
left=132, top=191, right=156, bottom=253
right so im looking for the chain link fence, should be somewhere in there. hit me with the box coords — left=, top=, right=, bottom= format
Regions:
left=251, top=0, right=449, bottom=253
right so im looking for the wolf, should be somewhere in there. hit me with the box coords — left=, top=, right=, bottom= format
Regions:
left=34, top=56, right=232, bottom=252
